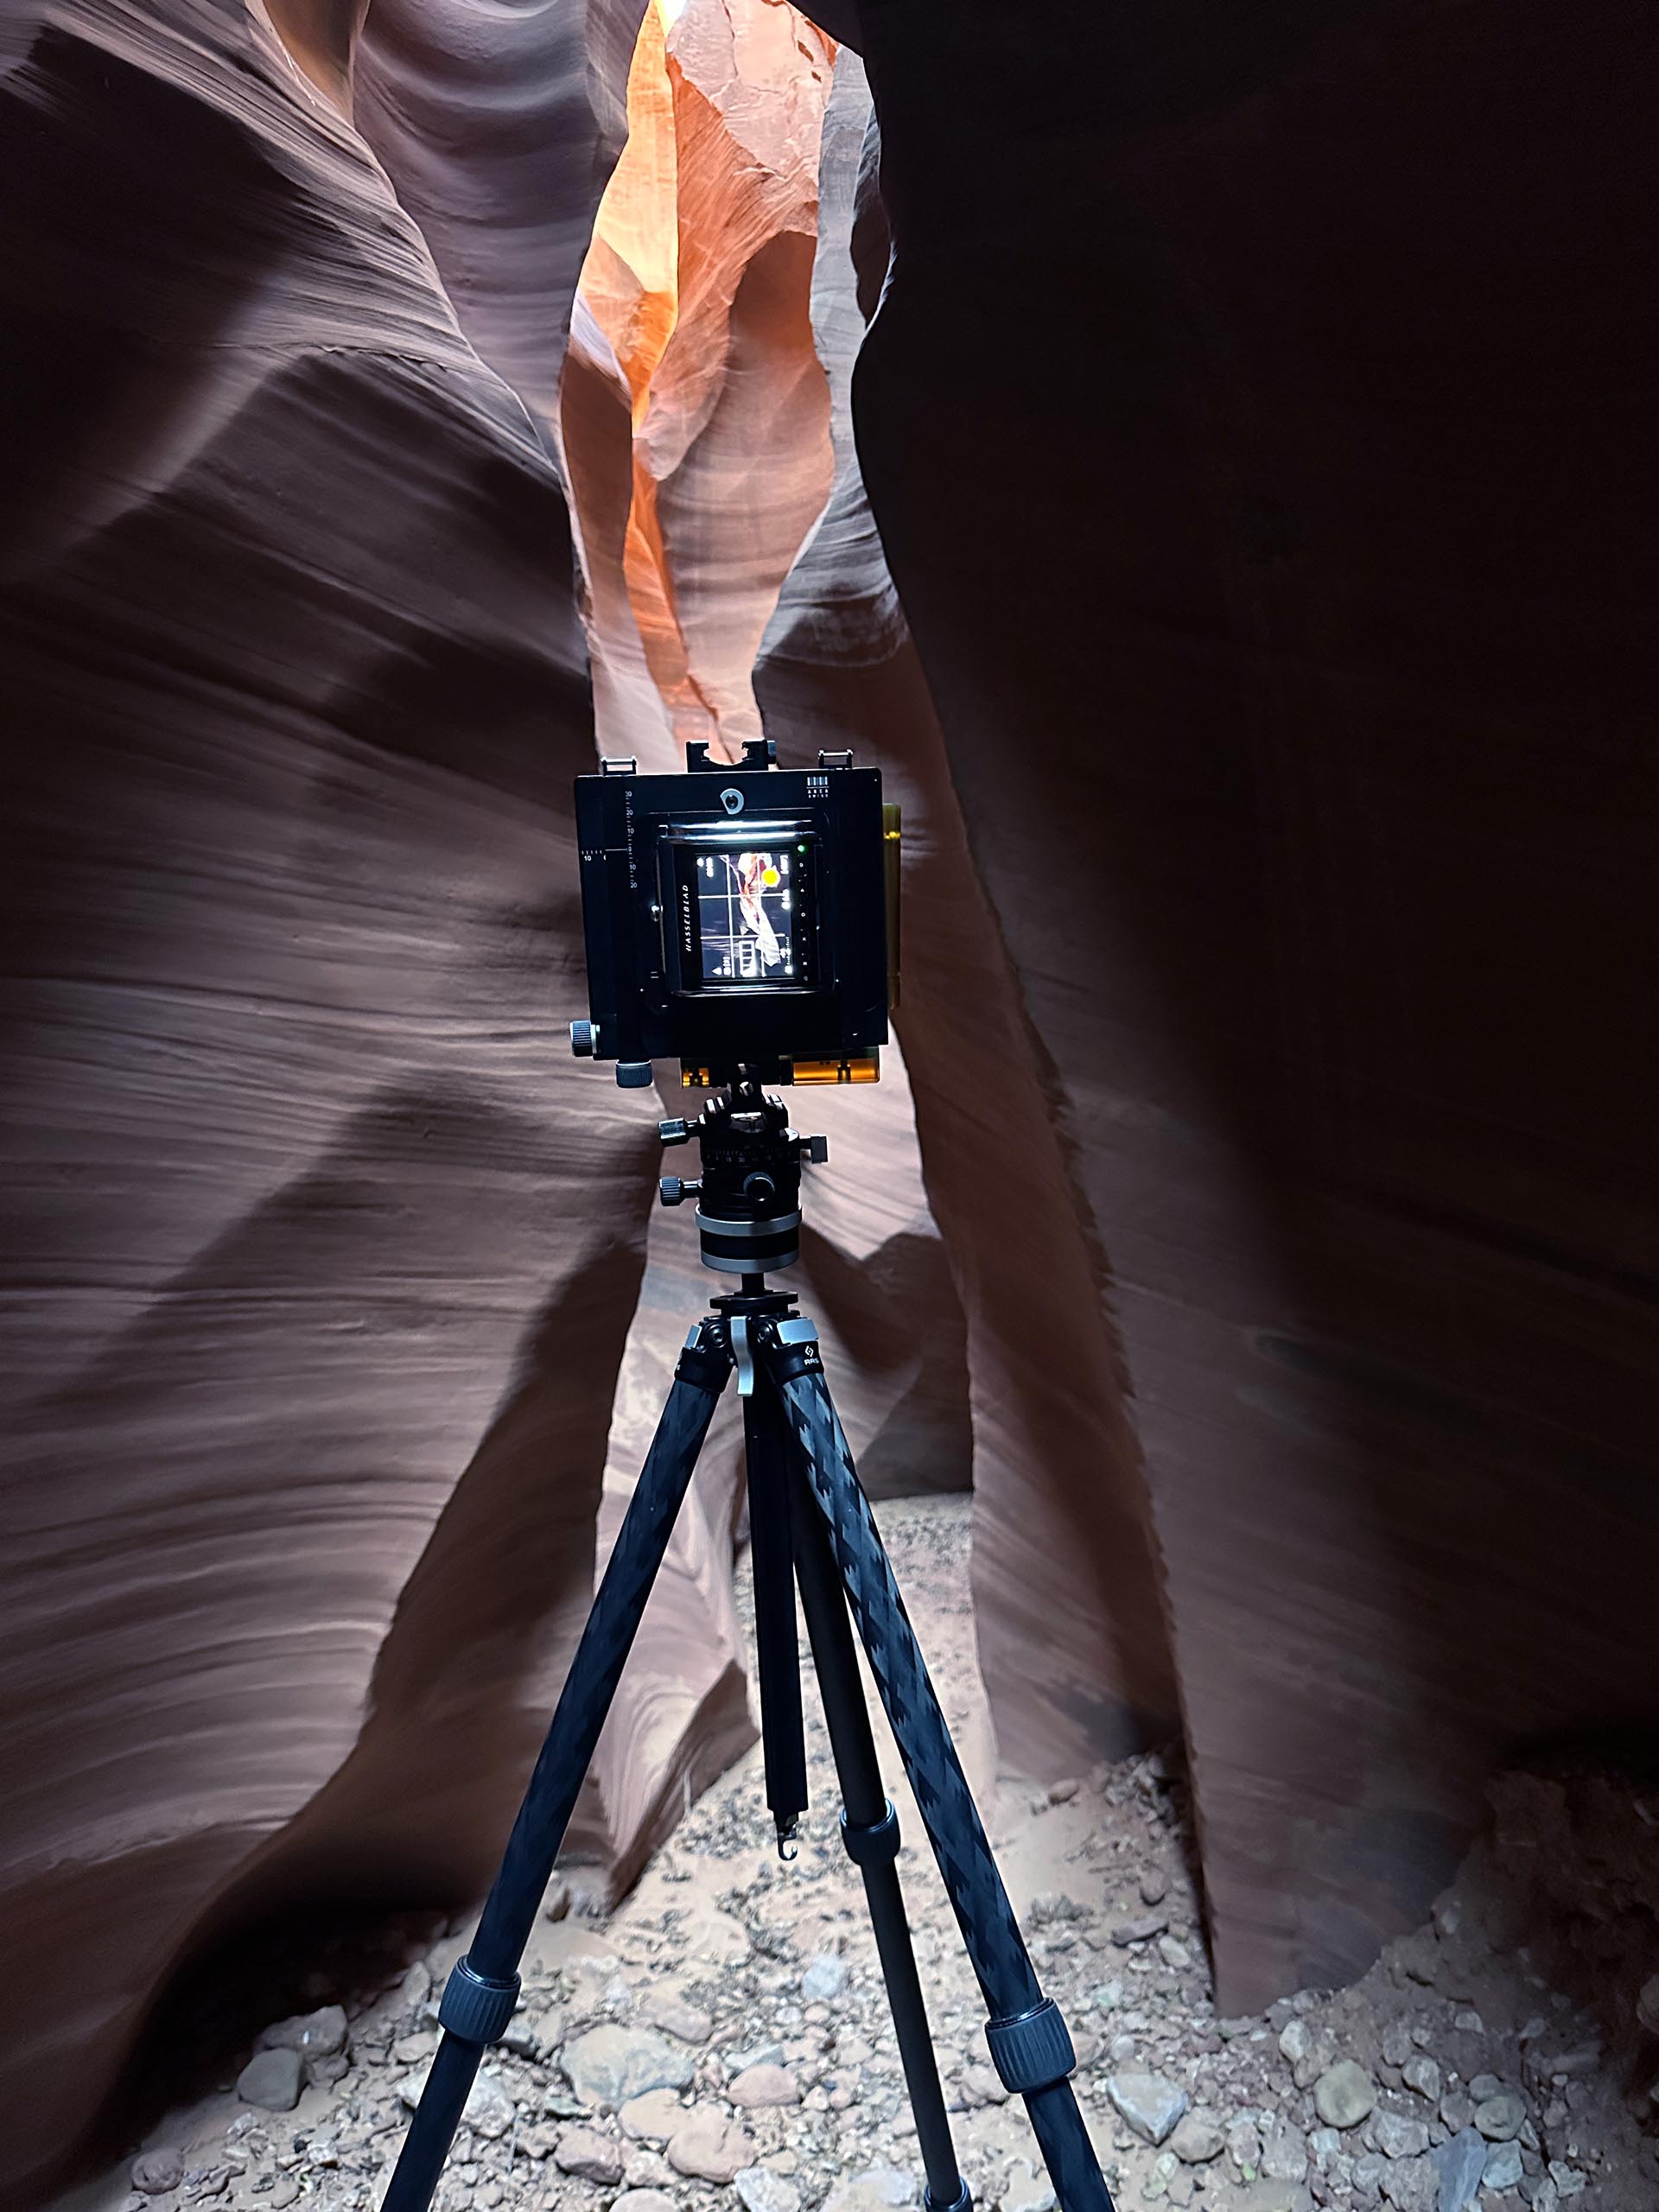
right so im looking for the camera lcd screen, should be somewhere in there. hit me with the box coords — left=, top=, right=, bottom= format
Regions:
left=691, top=845, right=798, bottom=985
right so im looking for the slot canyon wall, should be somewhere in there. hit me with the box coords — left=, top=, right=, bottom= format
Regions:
left=848, top=0, right=1659, bottom=2004
left=0, top=0, right=1167, bottom=2191
left=2, top=0, right=1656, bottom=2199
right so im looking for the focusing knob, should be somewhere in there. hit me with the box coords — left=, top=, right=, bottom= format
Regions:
left=659, top=1176, right=702, bottom=1207
left=658, top=1118, right=692, bottom=1147
left=569, top=1020, right=599, bottom=1058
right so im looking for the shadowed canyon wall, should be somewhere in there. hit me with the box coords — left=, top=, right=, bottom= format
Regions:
left=3, top=0, right=1657, bottom=2192
left=848, top=0, right=1659, bottom=2008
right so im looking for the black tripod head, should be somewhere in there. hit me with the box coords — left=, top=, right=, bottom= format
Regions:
left=655, top=1073, right=828, bottom=1274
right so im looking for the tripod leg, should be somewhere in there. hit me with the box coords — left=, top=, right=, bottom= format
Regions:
left=757, top=1324, right=1116, bottom=2212
left=383, top=1320, right=734, bottom=2212
left=743, top=1387, right=809, bottom=1849
left=791, top=1450, right=969, bottom=2212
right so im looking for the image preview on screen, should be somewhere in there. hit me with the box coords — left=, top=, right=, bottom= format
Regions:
left=696, top=848, right=796, bottom=983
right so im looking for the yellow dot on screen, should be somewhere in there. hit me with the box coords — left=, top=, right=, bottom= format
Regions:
left=762, top=867, right=779, bottom=887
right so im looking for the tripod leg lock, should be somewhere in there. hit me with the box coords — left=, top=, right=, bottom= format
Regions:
left=839, top=1798, right=901, bottom=1867
left=436, top=1958, right=522, bottom=2044
left=984, top=1999, right=1076, bottom=2095
left=760, top=1315, right=822, bottom=1382
left=676, top=1319, right=735, bottom=1395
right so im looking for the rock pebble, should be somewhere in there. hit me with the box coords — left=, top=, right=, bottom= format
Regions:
left=1483, top=2139, right=1525, bottom=2192
left=727, top=2063, right=801, bottom=2108
left=130, top=2152, right=184, bottom=2194
left=1278, top=2017, right=1328, bottom=2089
left=563, top=2024, right=696, bottom=2110
left=961, top=2063, right=1007, bottom=2107
left=1109, top=1912, right=1168, bottom=1948
left=1377, top=2154, right=1437, bottom=2211
left=1261, top=2115, right=1308, bottom=2183
left=1225, top=2113, right=1262, bottom=2178
left=1473, top=2088, right=1526, bottom=2140
left=823, top=2171, right=918, bottom=2212
left=555, top=2127, right=625, bottom=2183
left=620, top=2089, right=686, bottom=2141
left=254, top=2004, right=348, bottom=2057
left=1168, top=2111, right=1224, bottom=2164
left=1315, top=2059, right=1379, bottom=2129
left=613, top=2196, right=675, bottom=2212
left=639, top=1989, right=714, bottom=2044
left=736, top=2166, right=803, bottom=2212
left=801, top=1955, right=848, bottom=2001
left=999, top=2164, right=1056, bottom=2212
left=1401, top=2055, right=1441, bottom=2101
left=667, top=2111, right=755, bottom=2182
left=1105, top=2070, right=1187, bottom=2145
left=1374, top=2111, right=1430, bottom=2159
left=1433, top=2127, right=1490, bottom=2211
left=234, top=2049, right=302, bottom=2112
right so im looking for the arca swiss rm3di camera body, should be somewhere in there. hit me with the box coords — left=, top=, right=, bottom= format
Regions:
left=569, top=738, right=899, bottom=1091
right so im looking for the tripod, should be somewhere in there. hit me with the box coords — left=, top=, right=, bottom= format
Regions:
left=384, top=1081, right=1116, bottom=2212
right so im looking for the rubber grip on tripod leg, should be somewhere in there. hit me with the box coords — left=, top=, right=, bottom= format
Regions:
left=1024, top=2082, right=1116, bottom=2212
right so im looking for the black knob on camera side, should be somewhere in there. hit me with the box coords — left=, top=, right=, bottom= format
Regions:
left=569, top=1020, right=598, bottom=1058
left=658, top=1118, right=692, bottom=1147
left=659, top=1176, right=702, bottom=1207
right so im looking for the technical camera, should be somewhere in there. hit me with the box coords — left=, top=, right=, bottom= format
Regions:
left=569, top=738, right=898, bottom=1091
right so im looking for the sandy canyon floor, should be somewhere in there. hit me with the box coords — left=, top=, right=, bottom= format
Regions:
left=60, top=1497, right=1651, bottom=2212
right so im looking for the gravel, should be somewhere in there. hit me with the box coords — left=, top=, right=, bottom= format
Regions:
left=79, top=1498, right=1648, bottom=2212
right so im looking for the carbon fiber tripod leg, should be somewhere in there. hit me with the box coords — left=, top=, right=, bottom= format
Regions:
left=791, top=1447, right=969, bottom=2212
left=383, top=1319, right=734, bottom=2212
left=757, top=1322, right=1116, bottom=2212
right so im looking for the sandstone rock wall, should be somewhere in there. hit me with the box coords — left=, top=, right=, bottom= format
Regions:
left=0, top=0, right=972, bottom=2194
left=6, top=0, right=1657, bottom=2190
left=753, top=51, right=1179, bottom=1778
left=848, top=0, right=1659, bottom=2009
left=0, top=0, right=653, bottom=2191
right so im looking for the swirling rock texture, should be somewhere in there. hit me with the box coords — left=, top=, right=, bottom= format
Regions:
left=0, top=0, right=687, bottom=2192
left=355, top=0, right=980, bottom=1896
left=849, top=0, right=1659, bottom=2010
left=0, top=0, right=968, bottom=2196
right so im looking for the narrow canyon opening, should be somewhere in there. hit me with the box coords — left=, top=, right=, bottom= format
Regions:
left=559, top=0, right=838, bottom=765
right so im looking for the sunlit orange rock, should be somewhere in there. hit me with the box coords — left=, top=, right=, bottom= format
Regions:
left=562, top=0, right=837, bottom=762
